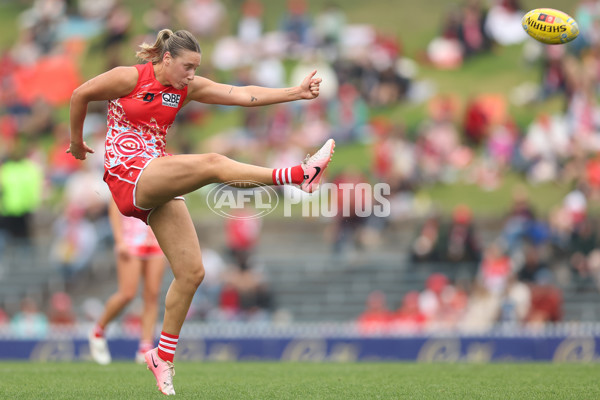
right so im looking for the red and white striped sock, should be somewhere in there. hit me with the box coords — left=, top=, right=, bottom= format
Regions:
left=272, top=165, right=304, bottom=185
left=92, top=323, right=105, bottom=338
left=158, top=331, right=178, bottom=362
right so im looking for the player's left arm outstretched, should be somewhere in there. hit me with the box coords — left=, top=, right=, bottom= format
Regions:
left=185, top=70, right=321, bottom=107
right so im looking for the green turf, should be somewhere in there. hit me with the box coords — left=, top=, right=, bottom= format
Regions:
left=1, top=362, right=599, bottom=399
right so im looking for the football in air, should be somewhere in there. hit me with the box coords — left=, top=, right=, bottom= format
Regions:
left=522, top=8, right=579, bottom=44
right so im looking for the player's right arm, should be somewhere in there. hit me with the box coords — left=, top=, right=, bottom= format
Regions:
left=68, top=66, right=139, bottom=160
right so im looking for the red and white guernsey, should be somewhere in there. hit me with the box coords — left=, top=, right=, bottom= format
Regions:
left=105, top=62, right=188, bottom=170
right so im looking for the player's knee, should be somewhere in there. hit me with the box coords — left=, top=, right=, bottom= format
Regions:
left=180, top=261, right=205, bottom=291
left=189, top=263, right=205, bottom=288
left=203, top=153, right=230, bottom=180
left=120, top=291, right=137, bottom=304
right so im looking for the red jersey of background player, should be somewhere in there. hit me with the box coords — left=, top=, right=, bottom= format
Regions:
left=104, top=62, right=188, bottom=170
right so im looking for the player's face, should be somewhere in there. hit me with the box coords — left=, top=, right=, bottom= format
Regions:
left=168, top=50, right=201, bottom=89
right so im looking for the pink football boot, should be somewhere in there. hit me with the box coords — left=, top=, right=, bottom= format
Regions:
left=145, top=348, right=176, bottom=395
left=300, top=139, right=335, bottom=193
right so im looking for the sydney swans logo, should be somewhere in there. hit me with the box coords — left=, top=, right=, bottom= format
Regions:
left=206, top=180, right=279, bottom=220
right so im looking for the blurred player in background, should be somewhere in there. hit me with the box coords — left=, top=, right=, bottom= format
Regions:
left=68, top=29, right=333, bottom=395
left=89, top=199, right=167, bottom=365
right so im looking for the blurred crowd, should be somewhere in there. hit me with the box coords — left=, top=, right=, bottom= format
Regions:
left=0, top=0, right=599, bottom=332
left=355, top=0, right=600, bottom=332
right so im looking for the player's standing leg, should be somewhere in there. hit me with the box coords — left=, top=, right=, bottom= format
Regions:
left=144, top=200, right=204, bottom=396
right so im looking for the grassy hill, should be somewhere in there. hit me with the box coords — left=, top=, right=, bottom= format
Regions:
left=0, top=0, right=581, bottom=217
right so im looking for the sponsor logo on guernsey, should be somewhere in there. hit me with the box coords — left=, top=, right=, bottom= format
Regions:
left=162, top=93, right=181, bottom=108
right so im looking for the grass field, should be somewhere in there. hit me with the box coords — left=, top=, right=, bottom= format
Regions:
left=1, top=361, right=599, bottom=399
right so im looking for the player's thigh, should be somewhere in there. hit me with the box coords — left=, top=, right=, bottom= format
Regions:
left=148, top=199, right=204, bottom=281
left=137, top=154, right=223, bottom=209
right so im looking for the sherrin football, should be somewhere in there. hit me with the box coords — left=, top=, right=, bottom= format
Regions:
left=522, top=8, right=579, bottom=44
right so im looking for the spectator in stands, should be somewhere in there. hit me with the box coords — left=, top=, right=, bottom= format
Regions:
left=142, top=0, right=176, bottom=35
left=484, top=0, right=527, bottom=46
left=357, top=290, right=393, bottom=334
left=426, top=5, right=463, bottom=69
left=237, top=0, right=264, bottom=45
left=215, top=281, right=240, bottom=321
left=418, top=273, right=450, bottom=324
left=519, top=113, right=570, bottom=184
left=328, top=83, right=369, bottom=143
left=0, top=141, right=43, bottom=250
left=441, top=285, right=469, bottom=329
left=499, top=273, right=531, bottom=323
left=460, top=280, right=500, bottom=332
left=501, top=186, right=537, bottom=254
left=539, top=45, right=568, bottom=100
left=574, top=0, right=600, bottom=52
left=222, top=260, right=272, bottom=322
left=526, top=280, right=563, bottom=325
left=102, top=2, right=132, bottom=70
left=330, top=168, right=371, bottom=255
left=313, top=2, right=346, bottom=60
left=295, top=97, right=332, bottom=148
left=416, top=95, right=463, bottom=183
left=280, top=0, right=312, bottom=53
left=479, top=241, right=511, bottom=295
left=390, top=290, right=427, bottom=333
left=18, top=0, right=66, bottom=54
left=49, top=204, right=98, bottom=278
left=225, top=210, right=262, bottom=269
left=485, top=119, right=518, bottom=170
left=438, top=204, right=481, bottom=264
left=10, top=297, right=48, bottom=338
left=410, top=214, right=442, bottom=262
left=178, top=0, right=226, bottom=39
left=458, top=0, right=491, bottom=58
left=568, top=217, right=599, bottom=286
left=10, top=27, right=42, bottom=67
left=463, top=96, right=489, bottom=145
left=516, top=242, right=550, bottom=284
left=47, top=291, right=76, bottom=328
left=20, top=99, right=54, bottom=138
left=584, top=155, right=600, bottom=202
left=62, top=158, right=112, bottom=243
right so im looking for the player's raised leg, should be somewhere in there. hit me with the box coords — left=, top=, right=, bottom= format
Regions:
left=136, top=139, right=335, bottom=209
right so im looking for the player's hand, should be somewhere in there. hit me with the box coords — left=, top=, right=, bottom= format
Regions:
left=66, top=141, right=95, bottom=160
left=299, top=70, right=321, bottom=100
